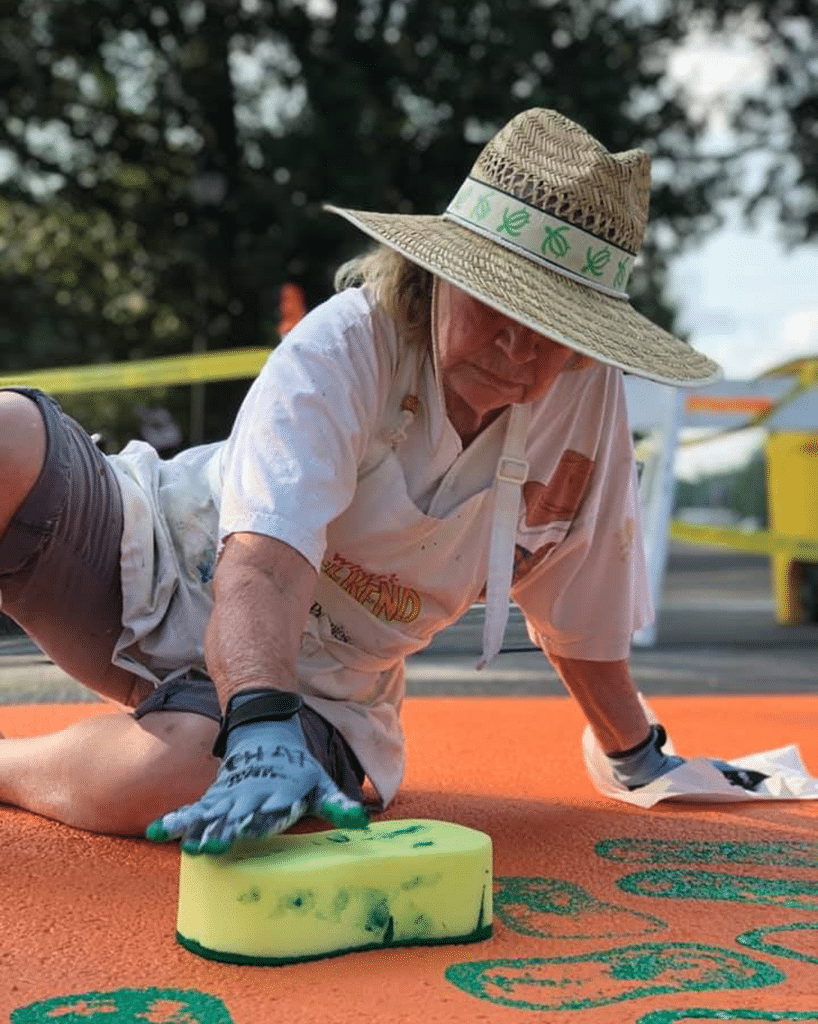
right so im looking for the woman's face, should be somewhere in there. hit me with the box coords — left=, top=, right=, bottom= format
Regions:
left=435, top=279, right=593, bottom=422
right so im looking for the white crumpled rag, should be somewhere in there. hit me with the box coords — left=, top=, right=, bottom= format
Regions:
left=583, top=695, right=818, bottom=808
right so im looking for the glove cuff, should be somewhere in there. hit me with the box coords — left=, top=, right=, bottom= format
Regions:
left=606, top=724, right=666, bottom=760
left=212, top=689, right=304, bottom=757
left=605, top=724, right=680, bottom=790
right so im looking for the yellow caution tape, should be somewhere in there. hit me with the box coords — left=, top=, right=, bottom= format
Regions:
left=671, top=519, right=818, bottom=562
left=0, top=348, right=272, bottom=395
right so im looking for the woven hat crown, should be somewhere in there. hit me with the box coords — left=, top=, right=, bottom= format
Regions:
left=470, top=109, right=651, bottom=256
left=324, top=106, right=722, bottom=386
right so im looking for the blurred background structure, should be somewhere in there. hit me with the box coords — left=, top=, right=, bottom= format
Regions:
left=0, top=0, right=817, bottom=641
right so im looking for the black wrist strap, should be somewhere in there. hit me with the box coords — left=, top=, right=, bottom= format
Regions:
left=212, top=690, right=304, bottom=758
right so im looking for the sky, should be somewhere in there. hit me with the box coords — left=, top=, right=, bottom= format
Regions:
left=663, top=26, right=818, bottom=480
left=668, top=220, right=818, bottom=480
left=673, top=229, right=818, bottom=382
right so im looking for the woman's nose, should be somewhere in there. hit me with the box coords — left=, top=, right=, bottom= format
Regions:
left=495, top=325, right=540, bottom=362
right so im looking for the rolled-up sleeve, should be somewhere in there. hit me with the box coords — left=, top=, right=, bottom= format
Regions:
left=218, top=291, right=393, bottom=571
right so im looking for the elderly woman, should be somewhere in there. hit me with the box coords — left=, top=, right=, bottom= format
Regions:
left=0, top=109, right=760, bottom=854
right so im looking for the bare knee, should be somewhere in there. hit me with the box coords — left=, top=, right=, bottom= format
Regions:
left=61, top=712, right=220, bottom=837
left=0, top=392, right=47, bottom=537
left=109, top=713, right=220, bottom=836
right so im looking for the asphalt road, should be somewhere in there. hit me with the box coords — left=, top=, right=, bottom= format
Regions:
left=0, top=541, right=815, bottom=704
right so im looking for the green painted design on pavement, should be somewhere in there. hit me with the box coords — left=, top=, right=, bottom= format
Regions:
left=596, top=838, right=818, bottom=868
left=497, top=207, right=531, bottom=236
left=737, top=921, right=818, bottom=964
left=493, top=875, right=666, bottom=939
left=581, top=245, right=612, bottom=276
left=11, top=988, right=234, bottom=1024
left=618, top=869, right=818, bottom=911
left=444, top=943, right=783, bottom=1012
left=637, top=1011, right=818, bottom=1023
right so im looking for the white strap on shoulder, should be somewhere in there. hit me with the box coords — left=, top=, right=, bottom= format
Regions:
left=477, top=401, right=530, bottom=669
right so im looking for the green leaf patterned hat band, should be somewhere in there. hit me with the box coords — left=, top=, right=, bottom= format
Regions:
left=445, top=177, right=635, bottom=298
left=326, top=108, right=722, bottom=387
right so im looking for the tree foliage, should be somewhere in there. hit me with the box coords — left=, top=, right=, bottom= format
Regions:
left=675, top=446, right=769, bottom=528
left=669, top=0, right=818, bottom=243
left=0, top=0, right=814, bottom=444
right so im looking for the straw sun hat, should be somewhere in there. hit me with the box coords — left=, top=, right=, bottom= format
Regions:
left=326, top=108, right=721, bottom=387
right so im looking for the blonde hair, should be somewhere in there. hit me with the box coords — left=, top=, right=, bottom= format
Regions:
left=334, top=245, right=433, bottom=349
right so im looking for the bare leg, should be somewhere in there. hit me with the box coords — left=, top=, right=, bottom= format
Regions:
left=0, top=394, right=218, bottom=836
left=549, top=654, right=651, bottom=754
left=0, top=390, right=46, bottom=536
left=0, top=711, right=219, bottom=835
left=0, top=390, right=151, bottom=706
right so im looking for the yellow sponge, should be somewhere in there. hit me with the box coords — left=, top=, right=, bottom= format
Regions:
left=176, top=818, right=492, bottom=964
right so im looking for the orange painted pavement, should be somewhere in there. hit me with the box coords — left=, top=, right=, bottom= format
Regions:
left=1, top=695, right=818, bottom=1024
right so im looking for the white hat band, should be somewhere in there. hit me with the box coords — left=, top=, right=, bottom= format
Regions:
left=443, top=177, right=635, bottom=299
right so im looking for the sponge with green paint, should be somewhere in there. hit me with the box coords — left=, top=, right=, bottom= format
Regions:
left=176, top=818, right=493, bottom=964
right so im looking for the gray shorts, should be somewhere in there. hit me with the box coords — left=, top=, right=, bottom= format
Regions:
left=134, top=671, right=366, bottom=803
left=0, top=387, right=128, bottom=695
left=0, top=388, right=367, bottom=803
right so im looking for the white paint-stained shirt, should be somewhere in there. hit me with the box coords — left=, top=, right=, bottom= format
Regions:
left=107, top=286, right=652, bottom=805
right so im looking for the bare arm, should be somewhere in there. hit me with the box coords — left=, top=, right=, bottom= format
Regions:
left=149, top=531, right=368, bottom=851
left=548, top=653, right=650, bottom=754
left=204, top=532, right=317, bottom=710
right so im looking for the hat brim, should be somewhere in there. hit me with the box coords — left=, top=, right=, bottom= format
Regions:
left=326, top=205, right=722, bottom=388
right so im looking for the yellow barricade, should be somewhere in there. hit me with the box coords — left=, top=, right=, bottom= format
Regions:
left=0, top=348, right=272, bottom=395
left=670, top=519, right=818, bottom=563
left=765, top=431, right=818, bottom=622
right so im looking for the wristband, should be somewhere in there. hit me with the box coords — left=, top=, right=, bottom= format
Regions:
left=212, top=689, right=304, bottom=757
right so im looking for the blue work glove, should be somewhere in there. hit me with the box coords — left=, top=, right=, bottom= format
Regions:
left=146, top=690, right=369, bottom=854
left=606, top=724, right=768, bottom=792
